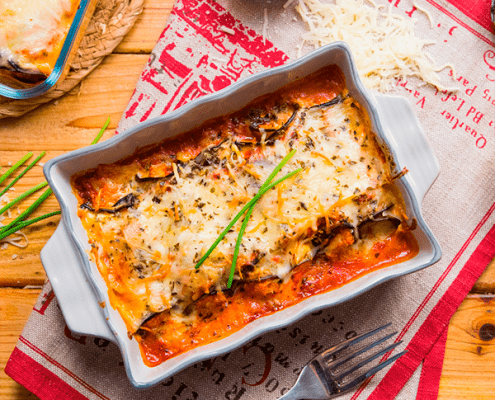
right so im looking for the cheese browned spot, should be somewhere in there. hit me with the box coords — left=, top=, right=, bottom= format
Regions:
left=72, top=66, right=418, bottom=362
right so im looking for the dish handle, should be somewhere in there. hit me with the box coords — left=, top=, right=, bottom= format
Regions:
left=40, top=221, right=115, bottom=342
left=368, top=92, right=440, bottom=203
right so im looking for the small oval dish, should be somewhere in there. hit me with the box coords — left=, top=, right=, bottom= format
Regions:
left=0, top=0, right=97, bottom=99
left=41, top=42, right=441, bottom=388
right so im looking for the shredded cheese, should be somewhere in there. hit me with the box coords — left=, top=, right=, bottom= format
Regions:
left=0, top=232, right=29, bottom=248
left=295, top=0, right=455, bottom=92
left=413, top=2, right=434, bottom=29
left=284, top=0, right=297, bottom=8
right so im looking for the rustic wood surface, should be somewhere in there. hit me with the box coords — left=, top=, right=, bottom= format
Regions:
left=1, top=0, right=494, bottom=398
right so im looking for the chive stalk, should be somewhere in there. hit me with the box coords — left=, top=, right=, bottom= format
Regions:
left=0, top=118, right=110, bottom=242
left=0, top=152, right=45, bottom=199
left=0, top=182, right=48, bottom=217
left=0, top=188, right=54, bottom=234
left=0, top=152, right=32, bottom=186
left=91, top=116, right=111, bottom=145
left=195, top=147, right=302, bottom=283
left=0, top=211, right=61, bottom=241
left=228, top=204, right=256, bottom=288
left=194, top=167, right=302, bottom=271
left=227, top=149, right=299, bottom=288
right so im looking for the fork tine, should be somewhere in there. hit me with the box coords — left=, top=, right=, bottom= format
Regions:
left=337, top=350, right=407, bottom=393
left=334, top=340, right=402, bottom=382
left=321, top=323, right=391, bottom=363
left=329, top=331, right=396, bottom=371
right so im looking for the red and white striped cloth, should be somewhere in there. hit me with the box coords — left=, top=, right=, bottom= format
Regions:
left=6, top=0, right=495, bottom=398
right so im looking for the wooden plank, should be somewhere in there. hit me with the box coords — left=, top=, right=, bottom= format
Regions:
left=438, top=294, right=495, bottom=399
left=114, top=0, right=175, bottom=54
left=0, top=288, right=42, bottom=400
left=0, top=53, right=149, bottom=286
left=472, top=259, right=495, bottom=293
left=0, top=53, right=149, bottom=151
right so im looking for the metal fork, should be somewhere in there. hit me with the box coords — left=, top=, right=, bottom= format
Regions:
left=279, top=323, right=406, bottom=400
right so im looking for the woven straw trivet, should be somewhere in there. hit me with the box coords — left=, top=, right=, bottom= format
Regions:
left=0, top=0, right=144, bottom=119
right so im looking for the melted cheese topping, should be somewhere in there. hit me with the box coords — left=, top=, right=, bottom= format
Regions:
left=0, top=0, right=80, bottom=76
left=72, top=66, right=414, bottom=337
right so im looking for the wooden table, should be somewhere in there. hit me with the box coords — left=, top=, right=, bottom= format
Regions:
left=1, top=1, right=495, bottom=398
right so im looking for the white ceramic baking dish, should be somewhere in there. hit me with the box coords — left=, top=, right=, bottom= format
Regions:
left=41, top=42, right=441, bottom=388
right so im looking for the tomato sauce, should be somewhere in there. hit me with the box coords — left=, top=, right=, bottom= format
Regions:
left=136, top=229, right=418, bottom=366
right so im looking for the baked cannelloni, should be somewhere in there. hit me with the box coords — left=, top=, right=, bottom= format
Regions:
left=72, top=65, right=419, bottom=366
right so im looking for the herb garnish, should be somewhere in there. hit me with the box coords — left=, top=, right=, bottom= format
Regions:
left=194, top=149, right=301, bottom=289
left=0, top=117, right=111, bottom=243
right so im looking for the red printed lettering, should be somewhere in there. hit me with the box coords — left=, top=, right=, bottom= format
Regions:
left=405, top=6, right=416, bottom=18
left=440, top=109, right=487, bottom=149
left=466, top=107, right=484, bottom=124
left=416, top=96, right=426, bottom=109
left=477, top=136, right=487, bottom=148
left=466, top=85, right=477, bottom=96
left=482, top=89, right=495, bottom=106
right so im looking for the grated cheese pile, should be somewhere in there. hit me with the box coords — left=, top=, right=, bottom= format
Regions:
left=295, top=0, right=453, bottom=92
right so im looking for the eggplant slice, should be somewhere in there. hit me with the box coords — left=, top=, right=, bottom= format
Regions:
left=308, top=94, right=347, bottom=110
left=80, top=193, right=137, bottom=213
left=135, top=172, right=174, bottom=182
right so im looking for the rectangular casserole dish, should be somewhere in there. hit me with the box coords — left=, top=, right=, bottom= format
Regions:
left=0, top=0, right=97, bottom=99
left=41, top=42, right=441, bottom=388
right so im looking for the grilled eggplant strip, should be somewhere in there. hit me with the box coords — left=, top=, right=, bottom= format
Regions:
left=263, top=106, right=299, bottom=133
left=135, top=172, right=174, bottom=182
left=308, top=94, right=347, bottom=110
left=80, top=193, right=137, bottom=213
left=131, top=98, right=346, bottom=186
left=248, top=104, right=298, bottom=130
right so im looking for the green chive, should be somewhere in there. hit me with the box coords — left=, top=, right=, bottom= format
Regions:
left=228, top=204, right=256, bottom=288
left=260, top=149, right=298, bottom=192
left=227, top=149, right=299, bottom=288
left=91, top=116, right=111, bottom=145
left=0, top=152, right=46, bottom=199
left=0, top=181, right=48, bottom=217
left=0, top=152, right=33, bottom=186
left=195, top=167, right=302, bottom=271
left=0, top=211, right=61, bottom=241
left=0, top=188, right=53, bottom=234
left=0, top=118, right=111, bottom=243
